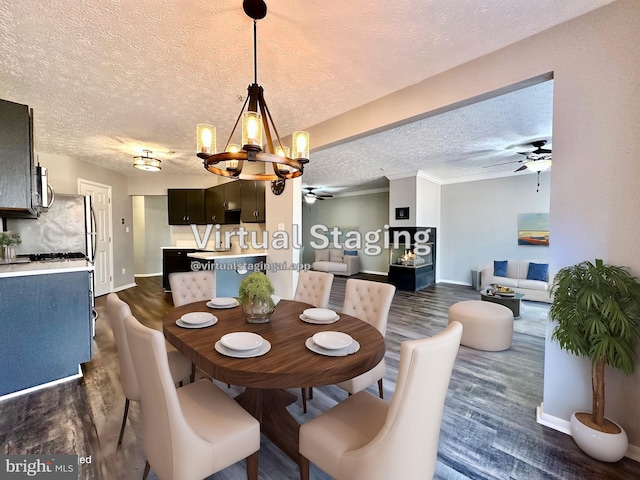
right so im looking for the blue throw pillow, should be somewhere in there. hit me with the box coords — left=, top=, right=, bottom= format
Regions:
left=344, top=250, right=358, bottom=256
left=494, top=260, right=508, bottom=277
left=527, top=262, right=549, bottom=281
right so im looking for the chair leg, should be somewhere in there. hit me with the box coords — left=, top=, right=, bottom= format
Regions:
left=142, top=460, right=150, bottom=480
left=299, top=455, right=310, bottom=480
left=245, top=451, right=259, bottom=480
left=301, top=388, right=307, bottom=413
left=117, top=398, right=130, bottom=447
left=378, top=378, right=384, bottom=399
left=190, top=363, right=196, bottom=383
left=309, top=386, right=313, bottom=399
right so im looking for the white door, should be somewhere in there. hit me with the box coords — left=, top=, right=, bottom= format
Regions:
left=79, top=180, right=113, bottom=297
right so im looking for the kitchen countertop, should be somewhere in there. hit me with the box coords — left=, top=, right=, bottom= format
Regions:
left=0, top=259, right=94, bottom=278
left=187, top=251, right=267, bottom=261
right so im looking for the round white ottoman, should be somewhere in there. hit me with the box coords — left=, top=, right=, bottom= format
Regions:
left=448, top=300, right=513, bottom=351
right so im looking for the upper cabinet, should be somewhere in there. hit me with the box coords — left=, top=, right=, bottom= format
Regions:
left=168, top=180, right=265, bottom=226
left=241, top=180, right=266, bottom=223
left=167, top=189, right=206, bottom=225
left=205, top=181, right=241, bottom=225
left=0, top=99, right=35, bottom=218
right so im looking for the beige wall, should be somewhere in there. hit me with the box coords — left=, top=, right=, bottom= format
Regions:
left=304, top=0, right=640, bottom=450
left=40, top=152, right=135, bottom=290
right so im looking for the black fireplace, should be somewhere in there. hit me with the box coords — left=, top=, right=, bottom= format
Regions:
left=387, top=227, right=436, bottom=291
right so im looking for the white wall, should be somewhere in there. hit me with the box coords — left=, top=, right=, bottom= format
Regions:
left=440, top=173, right=550, bottom=284
left=132, top=196, right=170, bottom=276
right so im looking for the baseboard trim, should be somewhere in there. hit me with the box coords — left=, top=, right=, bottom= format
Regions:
left=440, top=279, right=472, bottom=286
left=112, top=282, right=137, bottom=292
left=135, top=273, right=161, bottom=278
left=0, top=368, right=83, bottom=403
left=536, top=403, right=640, bottom=462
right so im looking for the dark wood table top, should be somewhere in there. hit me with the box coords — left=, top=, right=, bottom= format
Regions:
left=163, top=299, right=386, bottom=389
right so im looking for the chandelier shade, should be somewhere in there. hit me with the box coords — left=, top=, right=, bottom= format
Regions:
left=525, top=159, right=552, bottom=172
left=133, top=150, right=161, bottom=172
left=197, top=0, right=309, bottom=181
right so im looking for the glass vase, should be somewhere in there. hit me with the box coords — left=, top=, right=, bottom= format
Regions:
left=243, top=298, right=274, bottom=324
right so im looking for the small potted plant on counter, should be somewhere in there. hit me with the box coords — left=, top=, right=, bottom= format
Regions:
left=0, top=231, right=21, bottom=261
left=238, top=271, right=276, bottom=323
left=550, top=258, right=640, bottom=462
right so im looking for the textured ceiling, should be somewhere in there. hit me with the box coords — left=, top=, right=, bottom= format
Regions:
left=0, top=0, right=614, bottom=192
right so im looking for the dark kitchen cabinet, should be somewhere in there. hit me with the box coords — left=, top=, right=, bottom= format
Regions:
left=205, top=180, right=241, bottom=224
left=167, top=189, right=205, bottom=225
left=241, top=180, right=266, bottom=223
left=0, top=99, right=35, bottom=217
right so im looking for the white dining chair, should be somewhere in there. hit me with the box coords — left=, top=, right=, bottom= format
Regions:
left=105, top=293, right=191, bottom=447
left=293, top=270, right=334, bottom=309
left=169, top=270, right=216, bottom=307
left=335, top=279, right=396, bottom=398
left=294, top=270, right=334, bottom=412
left=299, top=321, right=463, bottom=480
left=124, top=314, right=260, bottom=480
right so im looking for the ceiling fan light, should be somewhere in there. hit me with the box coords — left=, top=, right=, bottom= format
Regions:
left=526, top=159, right=552, bottom=172
left=304, top=193, right=316, bottom=204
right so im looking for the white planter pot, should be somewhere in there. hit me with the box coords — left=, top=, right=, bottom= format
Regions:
left=570, top=412, right=628, bottom=462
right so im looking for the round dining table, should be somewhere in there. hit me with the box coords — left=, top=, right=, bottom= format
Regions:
left=163, top=299, right=386, bottom=466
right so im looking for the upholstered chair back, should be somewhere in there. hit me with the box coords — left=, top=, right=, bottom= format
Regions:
left=169, top=271, right=215, bottom=307
left=294, top=270, right=334, bottom=308
left=341, top=279, right=395, bottom=334
left=106, top=293, right=139, bottom=400
left=341, top=321, right=463, bottom=479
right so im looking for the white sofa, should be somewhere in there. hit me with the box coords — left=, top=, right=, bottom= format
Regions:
left=312, top=249, right=360, bottom=276
left=480, top=259, right=552, bottom=303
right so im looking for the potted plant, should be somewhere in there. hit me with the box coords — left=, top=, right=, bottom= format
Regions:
left=238, top=272, right=276, bottom=323
left=0, top=231, right=21, bottom=260
left=550, top=258, right=640, bottom=462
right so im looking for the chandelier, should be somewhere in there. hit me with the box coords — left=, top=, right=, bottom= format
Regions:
left=196, top=0, right=309, bottom=181
left=133, top=150, right=161, bottom=172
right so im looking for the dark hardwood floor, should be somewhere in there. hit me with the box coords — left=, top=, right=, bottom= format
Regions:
left=2, top=274, right=640, bottom=479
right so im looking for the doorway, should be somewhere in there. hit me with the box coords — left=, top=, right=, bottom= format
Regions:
left=79, top=179, right=113, bottom=297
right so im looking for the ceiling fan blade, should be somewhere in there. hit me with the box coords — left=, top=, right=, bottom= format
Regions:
left=317, top=194, right=333, bottom=198
left=514, top=165, right=528, bottom=172
left=483, top=159, right=522, bottom=168
left=536, top=148, right=552, bottom=154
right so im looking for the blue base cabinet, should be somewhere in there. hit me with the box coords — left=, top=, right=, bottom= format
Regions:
left=0, top=271, right=92, bottom=397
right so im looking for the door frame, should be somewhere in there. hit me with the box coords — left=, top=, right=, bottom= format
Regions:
left=78, top=178, right=114, bottom=295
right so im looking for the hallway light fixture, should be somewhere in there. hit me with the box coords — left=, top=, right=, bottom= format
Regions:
left=196, top=0, right=309, bottom=181
left=133, top=150, right=161, bottom=172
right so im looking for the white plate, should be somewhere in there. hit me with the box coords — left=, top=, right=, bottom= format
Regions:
left=210, top=297, right=238, bottom=307
left=303, top=308, right=338, bottom=322
left=305, top=337, right=360, bottom=357
left=220, top=332, right=264, bottom=351
left=181, top=312, right=215, bottom=325
left=312, top=331, right=353, bottom=350
left=207, top=299, right=239, bottom=309
left=176, top=317, right=217, bottom=329
left=299, top=314, right=340, bottom=324
left=215, top=339, right=271, bottom=358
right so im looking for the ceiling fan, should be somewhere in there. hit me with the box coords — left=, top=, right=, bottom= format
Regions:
left=303, top=187, right=333, bottom=204
left=513, top=140, right=552, bottom=172
left=483, top=140, right=552, bottom=172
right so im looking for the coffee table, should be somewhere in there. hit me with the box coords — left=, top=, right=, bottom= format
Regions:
left=480, top=289, right=525, bottom=318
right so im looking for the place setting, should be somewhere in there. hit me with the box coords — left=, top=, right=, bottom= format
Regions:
left=305, top=331, right=360, bottom=357
left=299, top=307, right=340, bottom=325
left=176, top=311, right=218, bottom=329
left=214, top=331, right=271, bottom=358
left=207, top=297, right=240, bottom=309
